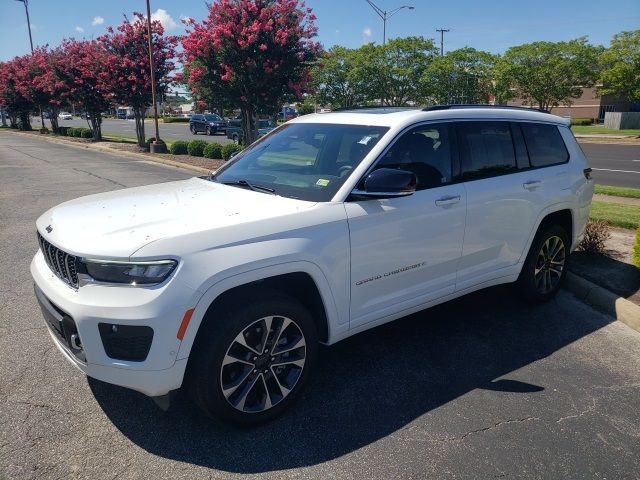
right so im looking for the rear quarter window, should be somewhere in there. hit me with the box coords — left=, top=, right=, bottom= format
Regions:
left=520, top=123, right=569, bottom=167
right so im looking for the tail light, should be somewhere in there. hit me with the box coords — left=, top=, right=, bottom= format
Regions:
left=583, top=168, right=593, bottom=180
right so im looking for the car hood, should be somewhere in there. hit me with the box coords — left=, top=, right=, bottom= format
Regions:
left=36, top=177, right=315, bottom=258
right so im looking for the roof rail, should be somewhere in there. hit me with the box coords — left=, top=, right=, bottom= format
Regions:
left=331, top=105, right=416, bottom=112
left=422, top=104, right=551, bottom=114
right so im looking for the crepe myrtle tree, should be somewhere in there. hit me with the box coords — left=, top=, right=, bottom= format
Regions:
left=55, top=39, right=112, bottom=140
left=14, top=47, right=72, bottom=133
left=0, top=57, right=35, bottom=130
left=182, top=0, right=321, bottom=145
left=100, top=14, right=178, bottom=148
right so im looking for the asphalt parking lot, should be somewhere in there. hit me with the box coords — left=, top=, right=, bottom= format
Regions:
left=1, top=132, right=640, bottom=479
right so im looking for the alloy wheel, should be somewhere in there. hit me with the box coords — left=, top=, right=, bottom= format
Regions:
left=534, top=235, right=565, bottom=294
left=220, top=315, right=306, bottom=413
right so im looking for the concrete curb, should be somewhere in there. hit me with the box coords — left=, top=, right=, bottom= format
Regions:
left=1, top=129, right=211, bottom=175
left=564, top=271, right=640, bottom=333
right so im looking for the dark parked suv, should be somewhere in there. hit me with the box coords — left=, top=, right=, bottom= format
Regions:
left=189, top=114, right=227, bottom=136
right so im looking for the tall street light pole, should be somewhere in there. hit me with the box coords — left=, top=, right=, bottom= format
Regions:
left=15, top=0, right=44, bottom=130
left=145, top=0, right=166, bottom=153
left=365, top=0, right=414, bottom=45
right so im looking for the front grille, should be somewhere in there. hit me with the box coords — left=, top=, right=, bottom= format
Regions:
left=37, top=232, right=79, bottom=288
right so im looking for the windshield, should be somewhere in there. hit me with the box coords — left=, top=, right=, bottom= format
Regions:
left=204, top=114, right=223, bottom=121
left=213, top=123, right=389, bottom=201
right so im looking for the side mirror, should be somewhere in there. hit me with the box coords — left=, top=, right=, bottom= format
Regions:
left=353, top=168, right=417, bottom=198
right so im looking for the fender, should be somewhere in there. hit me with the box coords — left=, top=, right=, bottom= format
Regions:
left=518, top=201, right=575, bottom=265
left=175, top=260, right=345, bottom=360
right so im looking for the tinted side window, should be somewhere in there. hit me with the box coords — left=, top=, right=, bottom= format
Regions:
left=457, top=122, right=516, bottom=180
left=375, top=123, right=453, bottom=190
left=520, top=123, right=569, bottom=167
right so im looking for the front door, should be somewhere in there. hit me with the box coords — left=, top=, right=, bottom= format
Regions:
left=345, top=123, right=466, bottom=328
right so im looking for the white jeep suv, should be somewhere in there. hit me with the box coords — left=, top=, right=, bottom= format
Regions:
left=32, top=106, right=593, bottom=424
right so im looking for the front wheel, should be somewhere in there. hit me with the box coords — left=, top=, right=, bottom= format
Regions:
left=516, top=225, right=569, bottom=302
left=190, top=124, right=197, bottom=135
left=206, top=126, right=212, bottom=136
left=187, top=292, right=318, bottom=425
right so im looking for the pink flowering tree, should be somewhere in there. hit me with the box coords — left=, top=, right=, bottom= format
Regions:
left=0, top=57, right=35, bottom=130
left=182, top=0, right=321, bottom=145
left=55, top=39, right=112, bottom=140
left=13, top=47, right=72, bottom=133
left=100, top=14, right=178, bottom=147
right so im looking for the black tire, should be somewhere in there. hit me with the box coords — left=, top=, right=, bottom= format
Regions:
left=190, top=124, right=197, bottom=135
left=516, top=224, right=570, bottom=302
left=186, top=290, right=318, bottom=425
left=206, top=126, right=212, bottom=136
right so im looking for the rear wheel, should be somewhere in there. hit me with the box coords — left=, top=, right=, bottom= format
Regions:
left=206, top=126, right=213, bottom=136
left=187, top=291, right=318, bottom=425
left=517, top=225, right=569, bottom=302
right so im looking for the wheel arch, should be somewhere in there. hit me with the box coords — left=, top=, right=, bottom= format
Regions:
left=521, top=205, right=574, bottom=264
left=176, top=262, right=338, bottom=362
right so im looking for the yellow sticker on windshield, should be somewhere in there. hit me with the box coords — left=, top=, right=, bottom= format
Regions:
left=316, top=179, right=330, bottom=187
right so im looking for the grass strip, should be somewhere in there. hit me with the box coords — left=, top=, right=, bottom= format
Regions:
left=572, top=125, right=640, bottom=135
left=594, top=185, right=640, bottom=199
left=589, top=201, right=640, bottom=230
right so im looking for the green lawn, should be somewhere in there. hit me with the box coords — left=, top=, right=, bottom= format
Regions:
left=594, top=185, right=640, bottom=199
left=572, top=125, right=640, bottom=136
left=589, top=201, right=640, bottom=230
left=633, top=228, right=640, bottom=267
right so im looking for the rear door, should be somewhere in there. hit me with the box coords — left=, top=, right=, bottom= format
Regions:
left=454, top=121, right=544, bottom=290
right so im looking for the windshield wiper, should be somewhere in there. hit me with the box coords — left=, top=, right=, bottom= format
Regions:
left=219, top=179, right=276, bottom=195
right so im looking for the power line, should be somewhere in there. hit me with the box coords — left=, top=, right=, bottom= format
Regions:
left=436, top=28, right=450, bottom=56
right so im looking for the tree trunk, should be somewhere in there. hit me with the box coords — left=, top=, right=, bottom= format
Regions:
left=241, top=105, right=258, bottom=146
left=134, top=107, right=146, bottom=148
left=19, top=112, right=31, bottom=131
left=90, top=113, right=102, bottom=141
left=49, top=108, right=59, bottom=133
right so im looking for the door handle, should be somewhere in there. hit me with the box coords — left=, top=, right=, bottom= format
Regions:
left=523, top=180, right=543, bottom=190
left=435, top=195, right=461, bottom=206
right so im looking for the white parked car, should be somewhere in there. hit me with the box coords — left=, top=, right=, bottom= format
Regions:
left=32, top=106, right=593, bottom=424
left=58, top=112, right=73, bottom=120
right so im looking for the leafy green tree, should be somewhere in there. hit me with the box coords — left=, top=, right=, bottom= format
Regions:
left=495, top=38, right=601, bottom=111
left=312, top=46, right=371, bottom=108
left=372, top=36, right=439, bottom=105
left=598, top=30, right=640, bottom=102
left=421, top=47, right=497, bottom=104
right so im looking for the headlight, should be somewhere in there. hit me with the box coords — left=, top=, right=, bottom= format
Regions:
left=79, top=259, right=177, bottom=285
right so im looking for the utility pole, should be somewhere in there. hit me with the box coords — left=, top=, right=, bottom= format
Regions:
left=15, top=0, right=45, bottom=131
left=436, top=28, right=450, bottom=56
left=146, top=0, right=166, bottom=153
left=365, top=1, right=415, bottom=45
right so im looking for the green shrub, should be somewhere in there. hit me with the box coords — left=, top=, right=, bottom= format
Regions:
left=57, top=126, right=69, bottom=136
left=169, top=140, right=189, bottom=155
left=67, top=127, right=78, bottom=137
left=80, top=128, right=93, bottom=138
left=162, top=116, right=190, bottom=123
left=203, top=142, right=223, bottom=159
left=222, top=143, right=243, bottom=161
left=570, top=117, right=594, bottom=126
left=633, top=227, right=640, bottom=268
left=187, top=140, right=208, bottom=157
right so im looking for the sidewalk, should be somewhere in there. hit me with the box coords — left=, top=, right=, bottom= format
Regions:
left=593, top=193, right=640, bottom=206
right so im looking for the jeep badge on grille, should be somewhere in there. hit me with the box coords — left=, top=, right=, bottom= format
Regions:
left=45, top=225, right=53, bottom=233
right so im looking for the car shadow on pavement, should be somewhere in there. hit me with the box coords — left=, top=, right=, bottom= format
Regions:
left=88, top=285, right=611, bottom=474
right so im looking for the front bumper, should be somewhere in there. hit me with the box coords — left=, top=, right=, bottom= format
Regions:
left=31, top=250, right=198, bottom=397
